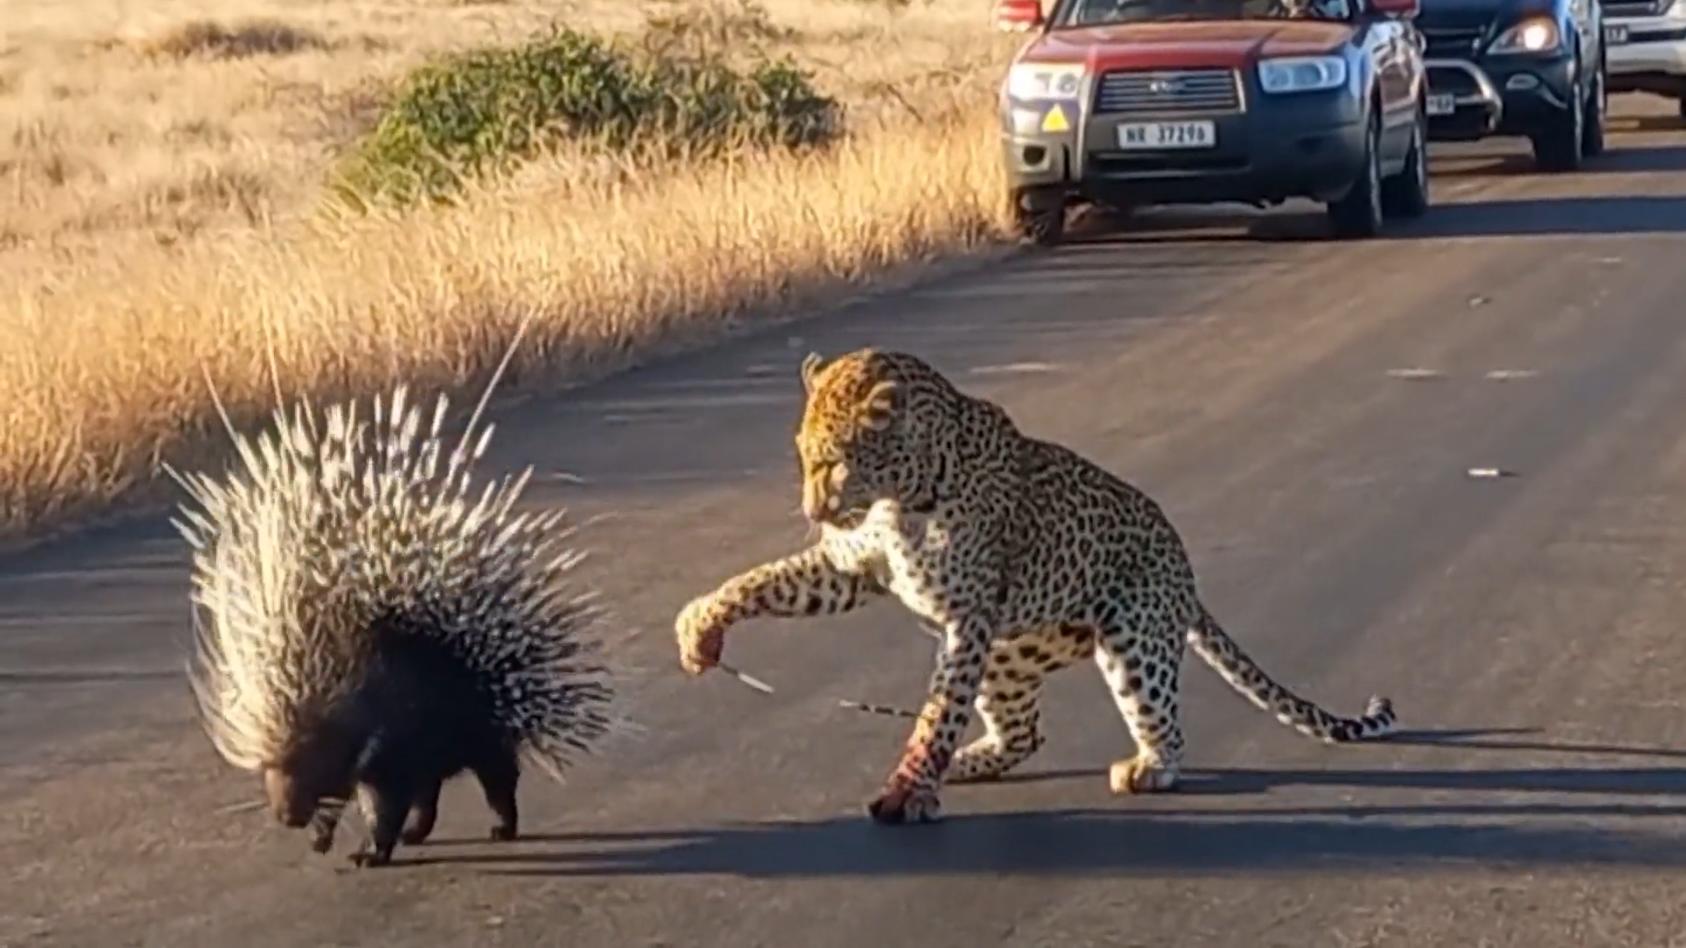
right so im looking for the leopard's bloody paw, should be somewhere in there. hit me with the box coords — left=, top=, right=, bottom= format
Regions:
left=865, top=785, right=943, bottom=825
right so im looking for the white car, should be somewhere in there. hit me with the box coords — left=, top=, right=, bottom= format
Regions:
left=1605, top=0, right=1686, bottom=115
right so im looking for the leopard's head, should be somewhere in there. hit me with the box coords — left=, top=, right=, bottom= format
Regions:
left=794, top=349, right=952, bottom=528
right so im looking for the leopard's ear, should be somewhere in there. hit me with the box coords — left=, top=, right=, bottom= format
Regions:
left=800, top=352, right=825, bottom=395
left=860, top=380, right=899, bottom=431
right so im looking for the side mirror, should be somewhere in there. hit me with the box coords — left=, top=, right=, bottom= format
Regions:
left=994, top=0, right=1046, bottom=32
left=1368, top=0, right=1420, bottom=18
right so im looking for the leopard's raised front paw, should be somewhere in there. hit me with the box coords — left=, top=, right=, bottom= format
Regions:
left=866, top=785, right=943, bottom=825
left=674, top=594, right=728, bottom=676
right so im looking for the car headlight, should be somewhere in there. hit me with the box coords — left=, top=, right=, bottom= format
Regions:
left=1489, top=17, right=1561, bottom=53
left=1005, top=62, right=1085, bottom=100
left=1257, top=56, right=1349, bottom=94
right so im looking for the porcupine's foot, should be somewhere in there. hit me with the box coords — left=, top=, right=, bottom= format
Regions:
left=475, top=754, right=521, bottom=843
left=307, top=805, right=342, bottom=854
left=349, top=840, right=391, bottom=863
left=347, top=782, right=408, bottom=868
left=348, top=846, right=394, bottom=868
left=400, top=778, right=443, bottom=846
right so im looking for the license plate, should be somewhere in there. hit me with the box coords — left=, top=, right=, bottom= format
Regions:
left=1605, top=23, right=1629, bottom=44
left=1427, top=93, right=1456, bottom=116
left=1117, top=120, right=1216, bottom=150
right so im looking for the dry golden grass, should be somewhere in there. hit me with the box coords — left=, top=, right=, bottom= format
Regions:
left=0, top=0, right=1020, bottom=540
left=136, top=19, right=333, bottom=60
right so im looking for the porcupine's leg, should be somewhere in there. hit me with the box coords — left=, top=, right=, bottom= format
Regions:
left=349, top=780, right=414, bottom=868
left=676, top=545, right=884, bottom=673
left=472, top=750, right=521, bottom=842
left=400, top=777, right=444, bottom=845
left=307, top=803, right=344, bottom=854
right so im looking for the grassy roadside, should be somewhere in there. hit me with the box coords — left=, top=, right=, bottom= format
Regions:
left=0, top=102, right=1014, bottom=541
left=0, top=1, right=1024, bottom=544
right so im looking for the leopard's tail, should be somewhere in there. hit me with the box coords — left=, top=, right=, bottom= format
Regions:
left=1187, top=606, right=1395, bottom=743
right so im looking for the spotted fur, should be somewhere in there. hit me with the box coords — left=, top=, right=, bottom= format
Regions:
left=675, top=348, right=1394, bottom=824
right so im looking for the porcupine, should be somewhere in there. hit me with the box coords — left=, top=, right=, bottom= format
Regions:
left=169, top=384, right=615, bottom=867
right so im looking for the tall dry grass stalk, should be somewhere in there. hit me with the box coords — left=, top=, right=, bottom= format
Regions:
left=0, top=104, right=1012, bottom=538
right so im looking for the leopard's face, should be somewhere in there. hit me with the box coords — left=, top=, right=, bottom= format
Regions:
left=795, top=352, right=911, bottom=528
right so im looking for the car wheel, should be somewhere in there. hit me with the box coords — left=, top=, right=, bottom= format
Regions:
left=1012, top=189, right=1066, bottom=247
left=1582, top=60, right=1607, bottom=157
left=1382, top=106, right=1430, bottom=219
left=1532, top=52, right=1586, bottom=171
left=1090, top=198, right=1135, bottom=221
left=1328, top=110, right=1384, bottom=238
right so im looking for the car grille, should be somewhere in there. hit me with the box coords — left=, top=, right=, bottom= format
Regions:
left=1093, top=69, right=1242, bottom=115
left=1425, top=65, right=1481, bottom=96
left=1090, top=153, right=1248, bottom=174
left=1606, top=0, right=1670, bottom=17
left=1420, top=27, right=1484, bottom=59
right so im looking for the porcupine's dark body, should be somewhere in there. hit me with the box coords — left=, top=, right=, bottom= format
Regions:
left=172, top=386, right=615, bottom=868
left=275, top=633, right=526, bottom=866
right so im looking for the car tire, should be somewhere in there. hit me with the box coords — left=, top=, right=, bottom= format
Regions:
left=1328, top=110, right=1384, bottom=239
left=1091, top=198, right=1136, bottom=221
left=1382, top=106, right=1430, bottom=219
left=1012, top=190, right=1066, bottom=247
left=1582, top=60, right=1607, bottom=158
left=1532, top=52, right=1586, bottom=172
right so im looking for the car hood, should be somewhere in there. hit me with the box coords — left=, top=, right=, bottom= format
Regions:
left=1415, top=0, right=1554, bottom=30
left=1025, top=21, right=1354, bottom=71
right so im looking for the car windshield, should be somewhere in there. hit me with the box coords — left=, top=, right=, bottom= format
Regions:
left=1055, top=0, right=1354, bottom=26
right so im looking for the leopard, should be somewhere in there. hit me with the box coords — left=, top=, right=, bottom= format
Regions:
left=673, top=347, right=1396, bottom=825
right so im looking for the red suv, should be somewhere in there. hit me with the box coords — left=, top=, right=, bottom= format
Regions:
left=996, top=0, right=1432, bottom=242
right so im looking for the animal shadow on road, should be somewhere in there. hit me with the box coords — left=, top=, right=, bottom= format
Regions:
left=421, top=727, right=1686, bottom=878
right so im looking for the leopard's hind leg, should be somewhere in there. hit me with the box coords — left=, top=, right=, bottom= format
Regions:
left=949, top=624, right=1094, bottom=784
left=1092, top=611, right=1186, bottom=794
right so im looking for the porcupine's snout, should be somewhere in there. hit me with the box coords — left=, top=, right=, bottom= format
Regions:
left=263, top=767, right=316, bottom=828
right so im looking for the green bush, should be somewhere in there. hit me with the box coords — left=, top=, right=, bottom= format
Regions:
left=334, top=28, right=838, bottom=206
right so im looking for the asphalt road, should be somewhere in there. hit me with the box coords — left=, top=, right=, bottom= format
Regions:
left=7, top=97, right=1686, bottom=948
